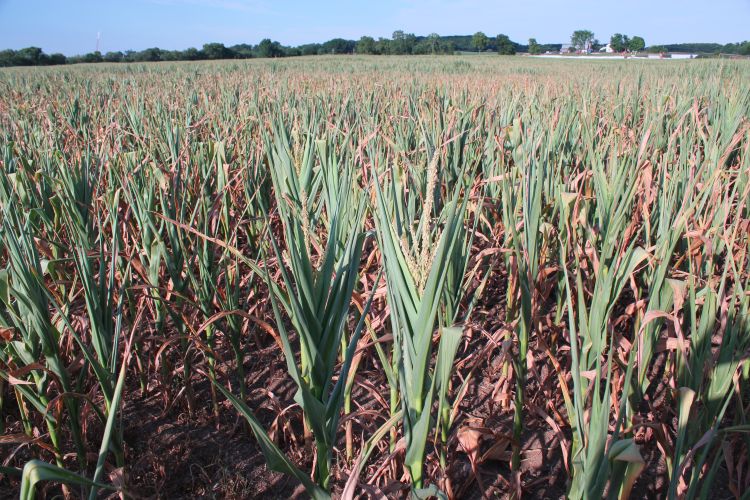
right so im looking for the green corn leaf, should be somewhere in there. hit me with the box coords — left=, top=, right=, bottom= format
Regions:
left=19, top=460, right=114, bottom=500
left=212, top=381, right=330, bottom=500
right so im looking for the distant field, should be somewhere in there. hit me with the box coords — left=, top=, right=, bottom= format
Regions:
left=1, top=56, right=749, bottom=498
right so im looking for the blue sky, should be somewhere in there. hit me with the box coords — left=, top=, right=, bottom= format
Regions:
left=1, top=0, right=748, bottom=55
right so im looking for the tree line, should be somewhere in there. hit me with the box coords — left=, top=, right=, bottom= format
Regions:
left=0, top=32, right=549, bottom=68
left=558, top=30, right=750, bottom=55
left=2, top=31, right=749, bottom=68
left=659, top=42, right=750, bottom=54
left=0, top=32, right=501, bottom=67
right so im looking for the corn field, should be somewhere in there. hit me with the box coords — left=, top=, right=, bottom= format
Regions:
left=0, top=56, right=749, bottom=499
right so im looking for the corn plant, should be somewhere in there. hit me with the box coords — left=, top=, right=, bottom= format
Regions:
left=371, top=144, right=469, bottom=491
left=216, top=129, right=372, bottom=495
left=0, top=146, right=130, bottom=497
left=556, top=138, right=650, bottom=498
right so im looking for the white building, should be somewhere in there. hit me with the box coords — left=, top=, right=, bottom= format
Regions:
left=599, top=43, right=615, bottom=53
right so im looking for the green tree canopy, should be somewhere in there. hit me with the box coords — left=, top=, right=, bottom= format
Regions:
left=472, top=31, right=489, bottom=52
left=103, top=51, right=123, bottom=63
left=628, top=36, right=646, bottom=53
left=528, top=38, right=542, bottom=55
left=610, top=33, right=630, bottom=52
left=256, top=39, right=283, bottom=58
left=48, top=53, right=67, bottom=65
left=182, top=47, right=201, bottom=60
left=83, top=51, right=103, bottom=63
left=296, top=43, right=321, bottom=56
left=571, top=30, right=595, bottom=51
left=135, top=48, right=162, bottom=62
left=230, top=43, right=254, bottom=58
left=322, top=38, right=355, bottom=54
left=202, top=43, right=230, bottom=59
left=496, top=34, right=516, bottom=55
left=389, top=30, right=417, bottom=55
left=356, top=36, right=376, bottom=54
left=427, top=33, right=441, bottom=54
left=16, top=46, right=45, bottom=65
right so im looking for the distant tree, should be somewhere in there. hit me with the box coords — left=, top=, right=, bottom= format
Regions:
left=571, top=30, right=595, bottom=51
left=356, top=36, right=376, bottom=54
left=528, top=38, right=542, bottom=55
left=136, top=48, right=162, bottom=62
left=0, top=49, right=17, bottom=66
left=16, top=47, right=44, bottom=65
left=83, top=51, right=103, bottom=63
left=610, top=33, right=629, bottom=52
left=202, top=42, right=230, bottom=59
left=663, top=43, right=735, bottom=54
left=472, top=31, right=489, bottom=52
left=322, top=38, right=355, bottom=54
left=231, top=44, right=254, bottom=59
left=427, top=33, right=441, bottom=54
left=256, top=39, right=283, bottom=58
left=48, top=53, right=67, bottom=65
left=539, top=43, right=562, bottom=53
left=740, top=41, right=750, bottom=55
left=160, top=50, right=182, bottom=61
left=181, top=47, right=201, bottom=60
left=405, top=33, right=417, bottom=53
left=103, top=51, right=123, bottom=62
left=390, top=30, right=416, bottom=54
left=391, top=30, right=406, bottom=54
left=412, top=40, right=428, bottom=55
left=298, top=43, right=322, bottom=56
left=647, top=45, right=668, bottom=54
left=496, top=34, right=515, bottom=55
left=409, top=33, right=447, bottom=55
left=628, top=36, right=645, bottom=53
left=376, top=37, right=392, bottom=55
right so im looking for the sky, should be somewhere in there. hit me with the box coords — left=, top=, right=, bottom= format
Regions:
left=0, top=0, right=748, bottom=55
